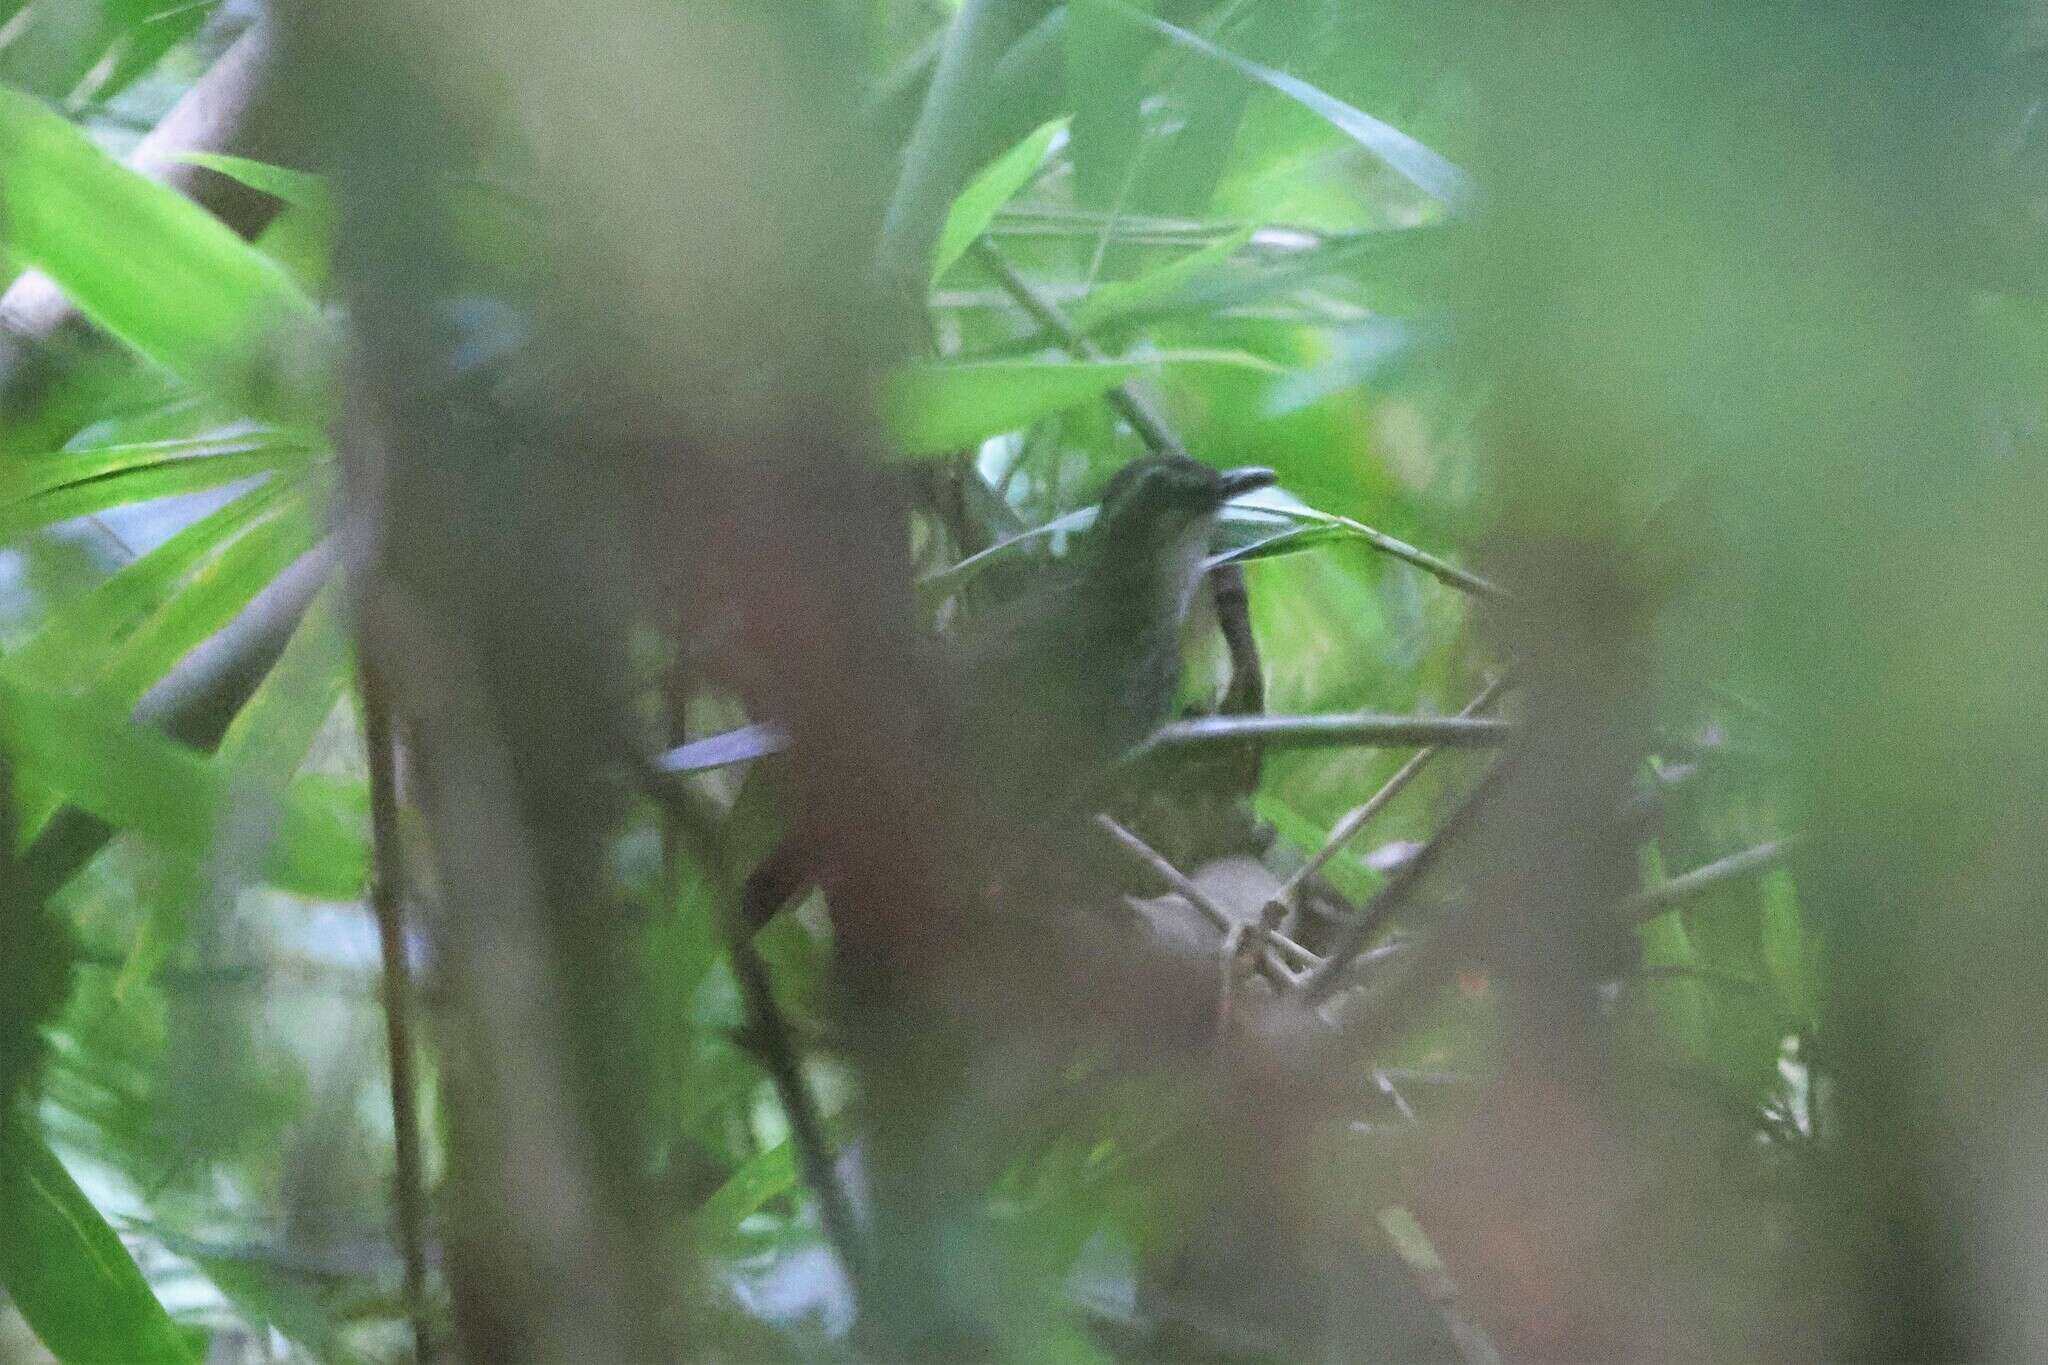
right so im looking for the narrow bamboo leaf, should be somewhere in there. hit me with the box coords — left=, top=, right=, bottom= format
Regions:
left=931, top=117, right=1067, bottom=285
left=1205, top=518, right=1354, bottom=568
left=1638, top=850, right=1710, bottom=1063
left=1067, top=0, right=1151, bottom=209
left=175, top=156, right=537, bottom=295
left=0, top=89, right=327, bottom=422
left=1224, top=490, right=1502, bottom=599
left=172, top=152, right=331, bottom=214
left=0, top=432, right=315, bottom=545
left=1101, top=2, right=1476, bottom=214
left=916, top=504, right=1098, bottom=602
left=0, top=1117, right=197, bottom=1365
left=5, top=476, right=309, bottom=844
left=0, top=432, right=309, bottom=505
left=6, top=478, right=291, bottom=687
left=1758, top=868, right=1812, bottom=1022
left=0, top=676, right=365, bottom=901
left=1068, top=225, right=1255, bottom=333
left=178, top=1242, right=367, bottom=1365
left=886, top=351, right=1278, bottom=455
left=96, top=483, right=322, bottom=706
left=691, top=1141, right=797, bottom=1244
left=214, top=579, right=351, bottom=784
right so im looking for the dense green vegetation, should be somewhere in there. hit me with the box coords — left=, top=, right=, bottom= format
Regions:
left=0, top=1, right=2043, bottom=1360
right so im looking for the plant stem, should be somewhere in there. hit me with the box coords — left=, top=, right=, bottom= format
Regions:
left=1626, top=840, right=1792, bottom=925
left=360, top=666, right=433, bottom=1363
left=1140, top=712, right=1511, bottom=759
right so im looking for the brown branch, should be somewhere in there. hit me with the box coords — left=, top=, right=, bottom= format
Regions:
left=358, top=665, right=433, bottom=1364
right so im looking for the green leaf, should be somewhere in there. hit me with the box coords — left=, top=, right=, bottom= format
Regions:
left=214, top=579, right=351, bottom=784
left=5, top=476, right=296, bottom=688
left=691, top=1140, right=797, bottom=1245
left=1217, top=490, right=1501, bottom=600
left=172, top=152, right=331, bottom=214
left=116, top=583, right=353, bottom=996
left=142, top=1225, right=369, bottom=1365
left=0, top=675, right=365, bottom=901
left=0, top=1117, right=197, bottom=1365
left=1758, top=867, right=1811, bottom=1023
left=94, top=481, right=323, bottom=706
left=0, top=432, right=318, bottom=544
left=1068, top=225, right=1255, bottom=333
left=4, top=473, right=320, bottom=844
left=931, top=117, right=1067, bottom=285
left=0, top=89, right=327, bottom=423
left=888, top=358, right=1145, bottom=454
left=885, top=351, right=1279, bottom=455
left=1100, top=3, right=1476, bottom=214
left=1067, top=0, right=1151, bottom=210
left=917, top=504, right=1099, bottom=600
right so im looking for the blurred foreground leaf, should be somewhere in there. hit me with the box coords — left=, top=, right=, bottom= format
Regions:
left=0, top=1117, right=196, bottom=1364
left=0, top=675, right=364, bottom=900
left=0, top=89, right=326, bottom=425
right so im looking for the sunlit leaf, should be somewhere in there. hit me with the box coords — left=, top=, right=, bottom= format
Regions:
left=94, top=480, right=323, bottom=706
left=931, top=117, right=1067, bottom=285
left=4, top=476, right=297, bottom=688
left=0, top=88, right=328, bottom=424
left=117, top=582, right=353, bottom=997
left=172, top=152, right=331, bottom=214
left=691, top=1141, right=797, bottom=1245
left=0, top=432, right=319, bottom=544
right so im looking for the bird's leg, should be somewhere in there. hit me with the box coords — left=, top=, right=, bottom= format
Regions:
left=1209, top=561, right=1265, bottom=721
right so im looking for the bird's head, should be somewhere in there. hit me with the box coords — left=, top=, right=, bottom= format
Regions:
left=1087, top=457, right=1277, bottom=621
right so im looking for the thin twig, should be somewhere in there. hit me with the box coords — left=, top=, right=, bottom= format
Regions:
left=1138, top=712, right=1511, bottom=759
left=1095, top=814, right=1320, bottom=972
left=359, top=665, right=432, bottom=1364
left=1267, top=677, right=1511, bottom=920
left=970, top=237, right=1182, bottom=458
left=1625, top=839, right=1793, bottom=925
left=655, top=777, right=873, bottom=1296
left=1297, top=762, right=1511, bottom=1003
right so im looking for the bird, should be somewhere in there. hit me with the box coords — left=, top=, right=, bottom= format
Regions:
left=659, top=455, right=1277, bottom=922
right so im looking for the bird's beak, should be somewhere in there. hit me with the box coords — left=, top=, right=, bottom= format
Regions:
left=1216, top=466, right=1278, bottom=501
